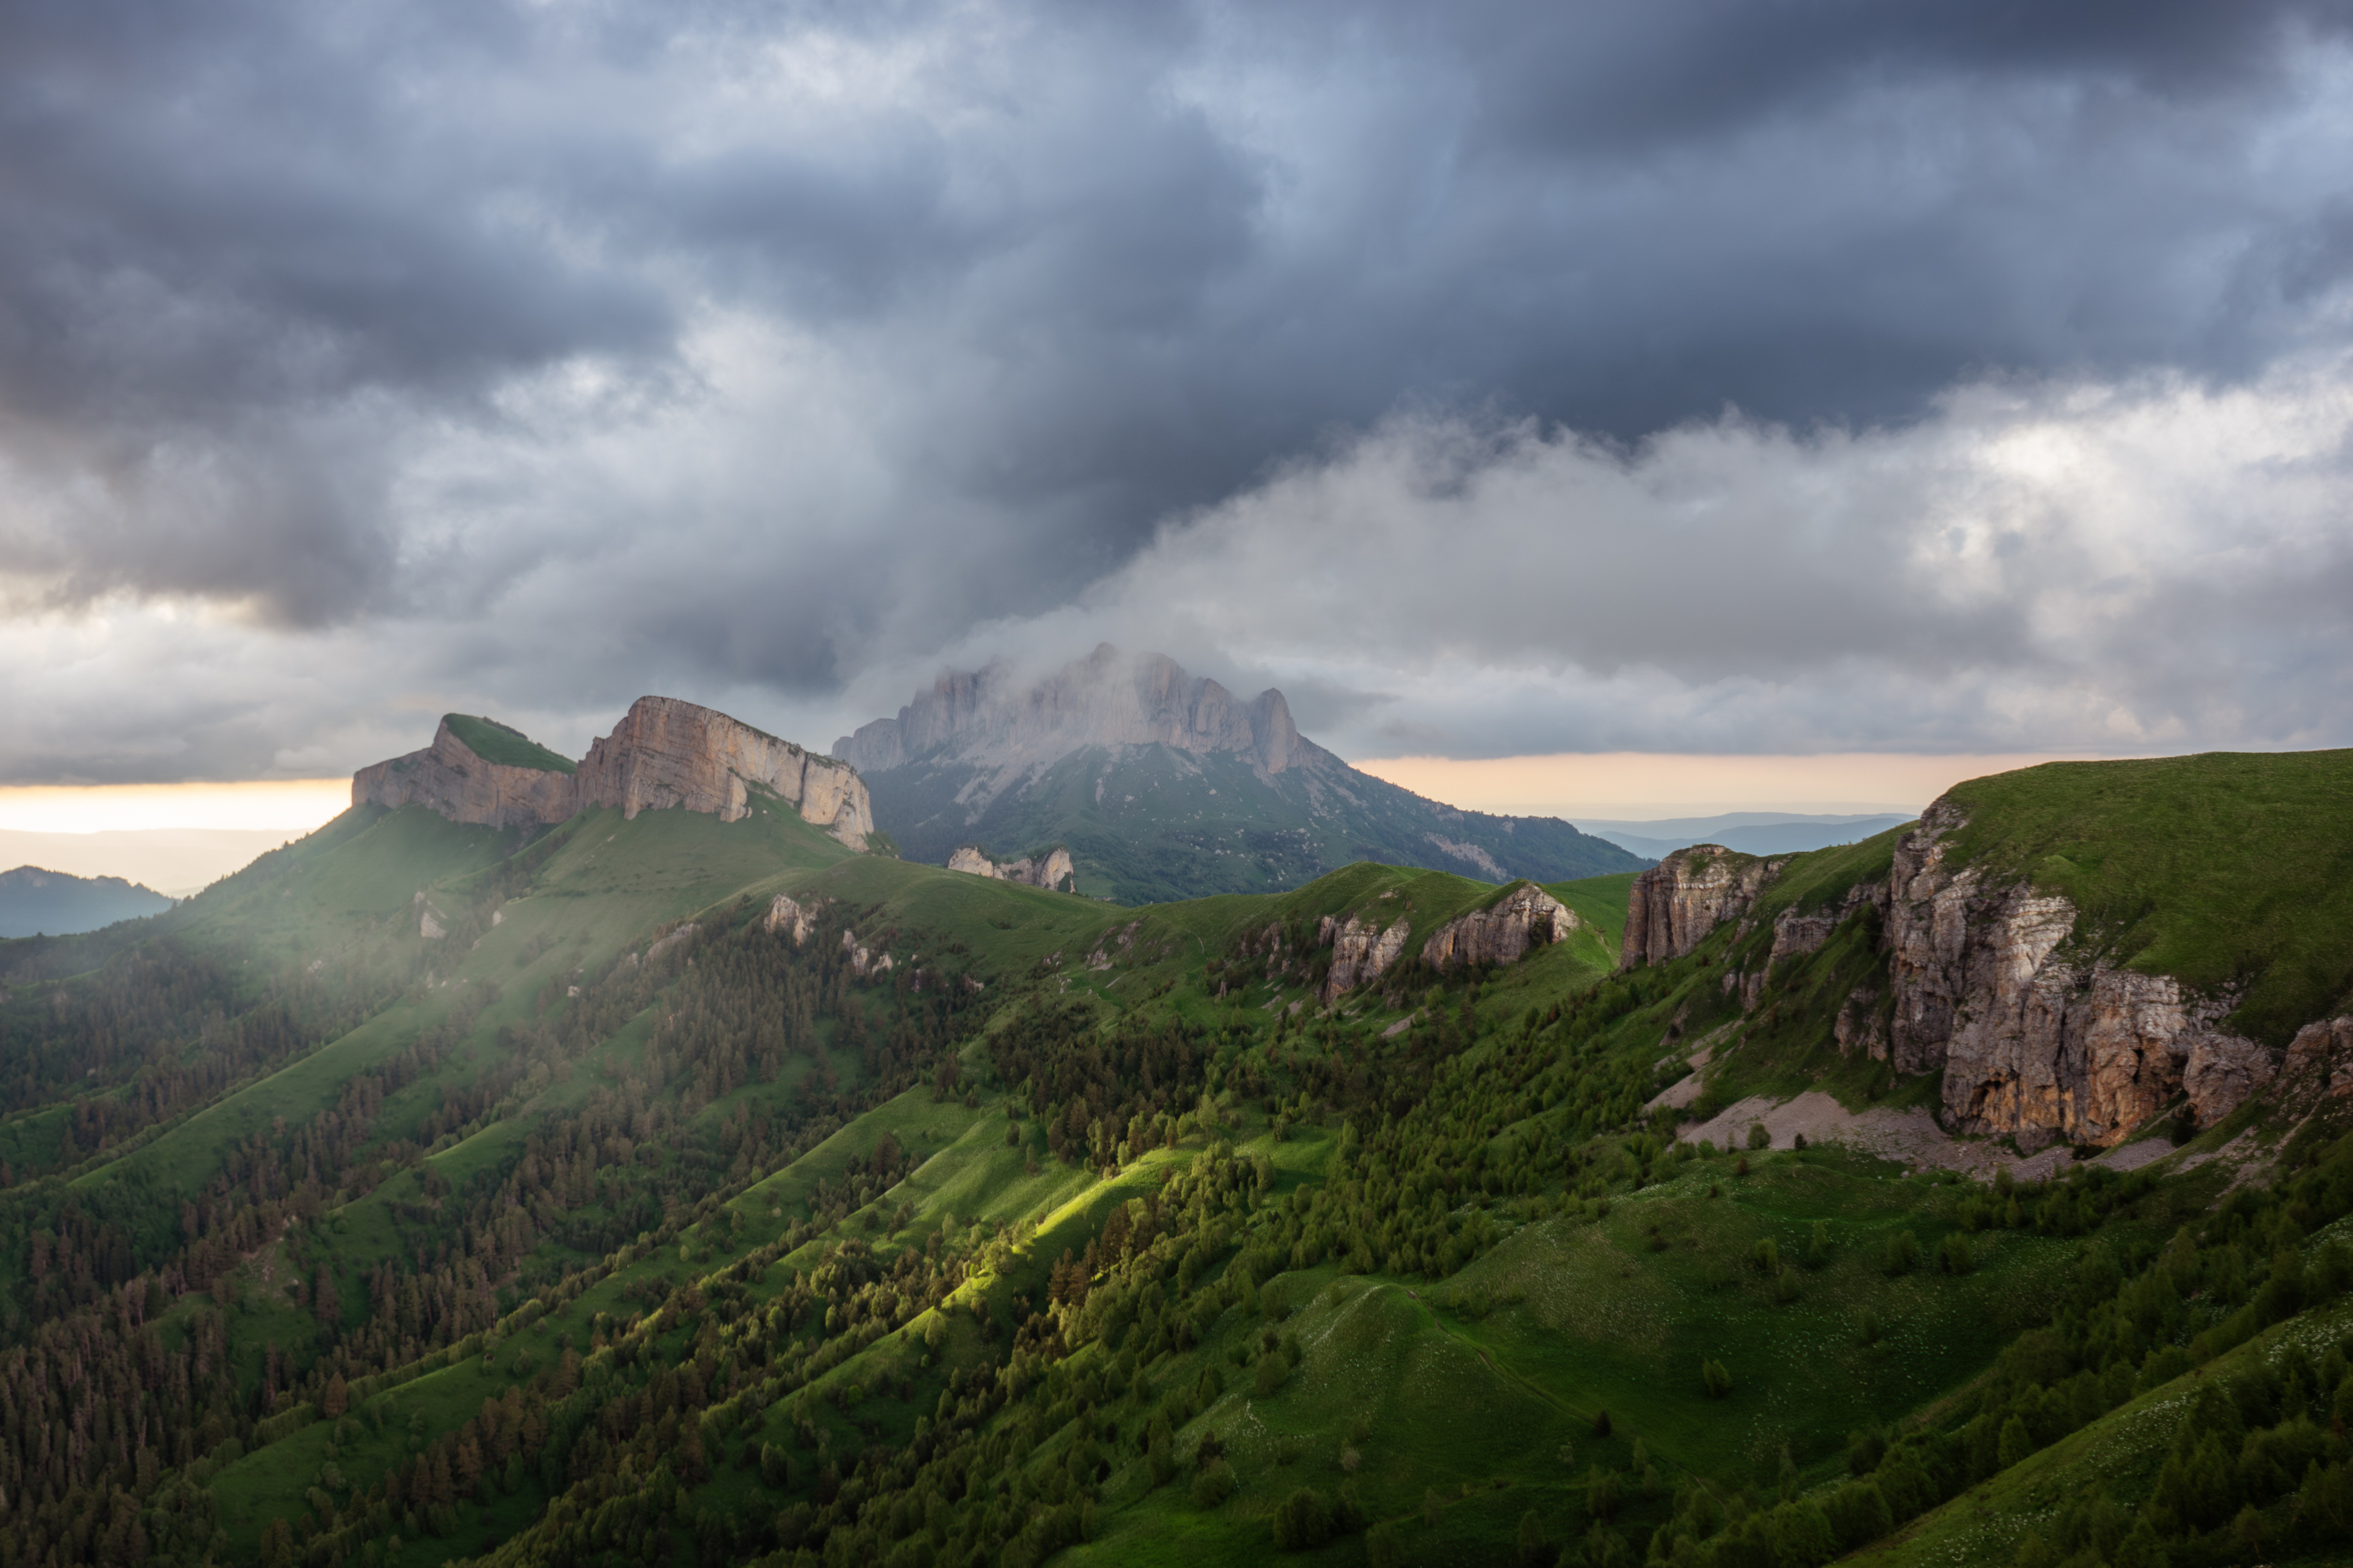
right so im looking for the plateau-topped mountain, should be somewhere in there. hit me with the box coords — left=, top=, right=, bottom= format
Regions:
left=836, top=643, right=1646, bottom=901
left=0, top=864, right=172, bottom=937
left=355, top=697, right=875, bottom=848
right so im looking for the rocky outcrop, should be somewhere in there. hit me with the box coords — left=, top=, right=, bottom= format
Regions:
left=841, top=928, right=893, bottom=979
left=836, top=643, right=1304, bottom=778
left=353, top=718, right=577, bottom=830
left=2282, top=1017, right=2353, bottom=1102
left=574, top=697, right=873, bottom=847
left=1318, top=913, right=1410, bottom=1001
left=1620, top=845, right=1784, bottom=968
left=764, top=895, right=821, bottom=945
left=946, top=844, right=1077, bottom=893
left=1422, top=884, right=1578, bottom=970
left=1886, top=802, right=2279, bottom=1145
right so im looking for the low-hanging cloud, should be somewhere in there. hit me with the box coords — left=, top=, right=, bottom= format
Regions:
left=916, top=356, right=2353, bottom=758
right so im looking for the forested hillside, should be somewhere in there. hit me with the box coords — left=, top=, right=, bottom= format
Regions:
left=0, top=754, right=2350, bottom=1568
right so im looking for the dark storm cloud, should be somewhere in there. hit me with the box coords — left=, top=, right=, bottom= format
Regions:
left=2, top=0, right=2352, bottom=776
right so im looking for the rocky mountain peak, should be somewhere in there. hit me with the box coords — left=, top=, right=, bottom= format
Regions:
left=834, top=644, right=1310, bottom=779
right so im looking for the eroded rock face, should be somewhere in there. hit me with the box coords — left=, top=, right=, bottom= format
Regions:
left=764, top=895, right=820, bottom=945
left=945, top=844, right=1076, bottom=893
left=575, top=696, right=873, bottom=848
left=1422, top=884, right=1577, bottom=971
left=354, top=697, right=875, bottom=848
left=2282, top=1017, right=2353, bottom=1102
left=1620, top=845, right=1782, bottom=968
left=840, top=927, right=893, bottom=978
left=353, top=719, right=577, bottom=830
left=1886, top=804, right=2277, bottom=1144
left=1318, top=913, right=1409, bottom=1001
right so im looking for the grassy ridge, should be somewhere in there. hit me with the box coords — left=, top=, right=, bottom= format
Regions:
left=442, top=714, right=576, bottom=774
left=1941, top=749, right=2353, bottom=1044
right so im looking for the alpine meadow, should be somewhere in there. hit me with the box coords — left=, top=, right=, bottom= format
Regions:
left=3, top=697, right=2352, bottom=1568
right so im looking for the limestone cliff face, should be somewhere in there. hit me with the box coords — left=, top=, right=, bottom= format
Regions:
left=1318, top=912, right=1410, bottom=1001
left=1620, top=845, right=1783, bottom=969
left=575, top=696, right=873, bottom=847
left=764, top=895, right=822, bottom=945
left=353, top=696, right=874, bottom=848
left=946, top=844, right=1077, bottom=893
left=1422, top=884, right=1578, bottom=971
left=1885, top=802, right=2278, bottom=1144
left=352, top=719, right=577, bottom=830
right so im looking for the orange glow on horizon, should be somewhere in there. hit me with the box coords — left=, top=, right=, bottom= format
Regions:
left=1347, top=751, right=2102, bottom=820
left=0, top=780, right=352, bottom=835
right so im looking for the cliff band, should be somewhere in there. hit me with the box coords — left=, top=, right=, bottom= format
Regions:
left=1620, top=808, right=2319, bottom=1148
left=352, top=699, right=872, bottom=848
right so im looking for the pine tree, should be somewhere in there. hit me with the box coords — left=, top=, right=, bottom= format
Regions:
left=1996, top=1414, right=2034, bottom=1470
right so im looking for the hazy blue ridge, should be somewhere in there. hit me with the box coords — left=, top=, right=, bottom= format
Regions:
left=1581, top=812, right=1915, bottom=860
left=0, top=864, right=173, bottom=938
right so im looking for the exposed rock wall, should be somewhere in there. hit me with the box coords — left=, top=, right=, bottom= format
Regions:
left=353, top=718, right=577, bottom=830
left=2282, top=1017, right=2353, bottom=1102
left=841, top=927, right=893, bottom=978
left=575, top=696, right=873, bottom=847
left=1620, top=845, right=1783, bottom=968
left=946, top=844, right=1077, bottom=893
left=354, top=697, right=875, bottom=848
left=764, top=895, right=821, bottom=945
left=1422, top=884, right=1577, bottom=970
left=1318, top=913, right=1409, bottom=1001
left=1885, top=803, right=2278, bottom=1144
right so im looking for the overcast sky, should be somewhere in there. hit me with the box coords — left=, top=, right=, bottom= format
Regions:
left=4, top=0, right=2353, bottom=784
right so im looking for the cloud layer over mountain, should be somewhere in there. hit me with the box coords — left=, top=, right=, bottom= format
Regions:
left=3, top=0, right=2352, bottom=779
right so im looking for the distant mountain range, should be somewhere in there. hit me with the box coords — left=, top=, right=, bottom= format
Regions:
left=0, top=864, right=173, bottom=937
left=836, top=645, right=1648, bottom=903
left=1572, top=811, right=1916, bottom=860
left=0, top=827, right=298, bottom=899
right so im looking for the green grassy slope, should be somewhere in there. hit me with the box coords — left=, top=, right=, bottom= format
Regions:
left=1932, top=749, right=2353, bottom=1044
left=442, top=714, right=577, bottom=774
left=13, top=750, right=2353, bottom=1568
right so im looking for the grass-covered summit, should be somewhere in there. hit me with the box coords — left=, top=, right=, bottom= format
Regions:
left=443, top=712, right=576, bottom=774
left=1935, top=747, right=2353, bottom=1044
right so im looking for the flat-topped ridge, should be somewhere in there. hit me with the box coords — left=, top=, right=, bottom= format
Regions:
left=351, top=696, right=872, bottom=848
